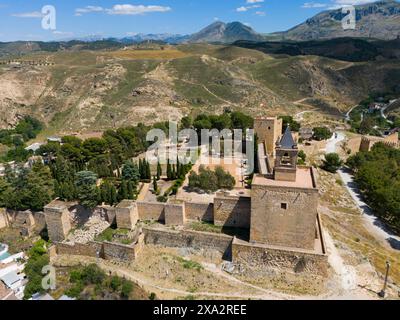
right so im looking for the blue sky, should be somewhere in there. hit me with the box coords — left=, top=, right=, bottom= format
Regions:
left=0, top=0, right=381, bottom=41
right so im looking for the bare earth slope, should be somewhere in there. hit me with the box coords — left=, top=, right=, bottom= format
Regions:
left=0, top=44, right=399, bottom=134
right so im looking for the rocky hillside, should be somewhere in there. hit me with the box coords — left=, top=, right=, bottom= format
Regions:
left=0, top=44, right=399, bottom=134
left=273, top=0, right=400, bottom=41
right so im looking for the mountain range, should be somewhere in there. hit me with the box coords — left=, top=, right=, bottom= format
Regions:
left=70, top=0, right=400, bottom=43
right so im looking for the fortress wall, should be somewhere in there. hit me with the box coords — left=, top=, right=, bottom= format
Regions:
left=232, top=239, right=328, bottom=276
left=56, top=236, right=144, bottom=263
left=137, top=202, right=165, bottom=222
left=185, top=202, right=214, bottom=222
left=143, top=227, right=233, bottom=256
left=102, top=234, right=144, bottom=262
left=5, top=209, right=38, bottom=236
left=164, top=203, right=186, bottom=226
left=32, top=212, right=46, bottom=232
left=214, top=195, right=251, bottom=228
left=56, top=241, right=101, bottom=258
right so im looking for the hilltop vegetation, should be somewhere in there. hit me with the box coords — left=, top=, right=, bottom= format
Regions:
left=235, top=38, right=400, bottom=62
left=347, top=143, right=400, bottom=230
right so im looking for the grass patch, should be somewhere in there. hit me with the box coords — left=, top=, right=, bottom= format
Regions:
left=174, top=256, right=203, bottom=272
left=94, top=228, right=131, bottom=244
left=189, top=221, right=223, bottom=234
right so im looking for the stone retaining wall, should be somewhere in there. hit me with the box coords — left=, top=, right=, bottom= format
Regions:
left=56, top=241, right=101, bottom=258
left=214, top=194, right=250, bottom=228
left=232, top=239, right=328, bottom=276
left=103, top=234, right=144, bottom=262
left=143, top=227, right=233, bottom=258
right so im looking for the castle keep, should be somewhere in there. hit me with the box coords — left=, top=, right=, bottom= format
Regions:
left=251, top=123, right=320, bottom=251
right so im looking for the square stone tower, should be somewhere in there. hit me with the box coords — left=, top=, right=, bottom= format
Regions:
left=254, top=117, right=283, bottom=157
left=250, top=125, right=319, bottom=251
left=116, top=200, right=138, bottom=230
left=44, top=201, right=72, bottom=243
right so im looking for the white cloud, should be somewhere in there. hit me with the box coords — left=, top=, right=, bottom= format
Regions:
left=255, top=11, right=266, bottom=16
left=236, top=4, right=261, bottom=12
left=302, top=2, right=328, bottom=8
left=302, top=0, right=377, bottom=10
left=11, top=11, right=44, bottom=18
left=246, top=0, right=264, bottom=3
left=75, top=6, right=104, bottom=16
left=75, top=4, right=171, bottom=16
left=333, top=0, right=375, bottom=5
left=52, top=30, right=74, bottom=36
left=106, top=4, right=171, bottom=15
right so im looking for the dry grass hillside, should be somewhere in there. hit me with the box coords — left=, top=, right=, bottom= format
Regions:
left=0, top=44, right=399, bottom=134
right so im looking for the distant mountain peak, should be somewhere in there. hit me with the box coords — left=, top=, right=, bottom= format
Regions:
left=188, top=21, right=264, bottom=43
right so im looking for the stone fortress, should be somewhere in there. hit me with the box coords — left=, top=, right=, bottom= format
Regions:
left=0, top=116, right=328, bottom=276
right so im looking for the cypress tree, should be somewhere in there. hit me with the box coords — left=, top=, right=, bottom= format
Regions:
left=176, top=158, right=180, bottom=178
left=110, top=184, right=118, bottom=205
left=118, top=180, right=129, bottom=201
left=127, top=180, right=135, bottom=199
left=167, top=160, right=172, bottom=180
left=100, top=184, right=108, bottom=205
left=139, top=159, right=144, bottom=179
left=172, top=165, right=176, bottom=180
left=157, top=161, right=162, bottom=180
left=146, top=161, right=151, bottom=180
left=153, top=176, right=158, bottom=193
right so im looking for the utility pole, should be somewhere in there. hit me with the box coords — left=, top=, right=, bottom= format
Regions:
left=378, top=261, right=390, bottom=298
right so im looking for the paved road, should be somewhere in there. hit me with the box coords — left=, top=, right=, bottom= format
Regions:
left=345, top=105, right=358, bottom=122
left=324, top=132, right=345, bottom=154
left=325, top=132, right=400, bottom=251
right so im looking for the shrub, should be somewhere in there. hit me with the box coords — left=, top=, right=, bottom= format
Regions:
left=322, top=153, right=343, bottom=173
left=313, top=127, right=332, bottom=141
left=121, top=280, right=133, bottom=299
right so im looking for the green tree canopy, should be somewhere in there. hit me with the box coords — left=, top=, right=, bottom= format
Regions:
left=75, top=171, right=99, bottom=209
